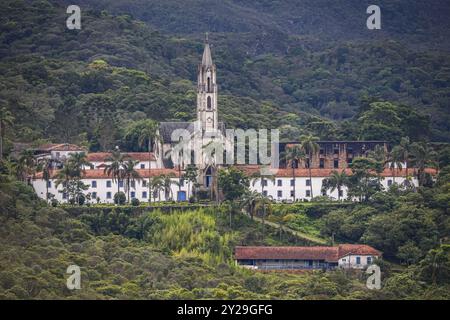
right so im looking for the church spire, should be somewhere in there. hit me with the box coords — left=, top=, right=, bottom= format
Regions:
left=197, top=33, right=218, bottom=131
left=201, top=33, right=213, bottom=67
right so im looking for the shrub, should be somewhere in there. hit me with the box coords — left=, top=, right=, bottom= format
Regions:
left=114, top=192, right=126, bottom=205
left=131, top=198, right=140, bottom=206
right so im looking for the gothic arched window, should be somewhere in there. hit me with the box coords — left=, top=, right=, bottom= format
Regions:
left=207, top=77, right=211, bottom=92
left=207, top=96, right=212, bottom=110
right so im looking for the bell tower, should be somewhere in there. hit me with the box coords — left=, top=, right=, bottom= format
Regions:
left=197, top=34, right=218, bottom=132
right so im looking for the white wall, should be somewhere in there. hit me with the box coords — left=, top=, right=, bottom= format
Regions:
left=84, top=160, right=159, bottom=170
left=249, top=176, right=419, bottom=201
left=338, top=254, right=377, bottom=269
left=32, top=177, right=189, bottom=204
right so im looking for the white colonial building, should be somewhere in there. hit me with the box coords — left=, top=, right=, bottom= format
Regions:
left=29, top=37, right=434, bottom=204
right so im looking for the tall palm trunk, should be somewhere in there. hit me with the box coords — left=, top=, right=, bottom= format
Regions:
left=0, top=121, right=3, bottom=161
left=292, top=163, right=296, bottom=201
left=308, top=153, right=314, bottom=198
left=148, top=140, right=152, bottom=204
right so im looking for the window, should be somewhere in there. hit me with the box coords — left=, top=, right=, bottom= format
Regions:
left=356, top=257, right=361, bottom=265
left=106, top=192, right=112, bottom=199
left=207, top=96, right=212, bottom=110
left=262, top=179, right=268, bottom=187
left=277, top=179, right=282, bottom=186
left=290, top=190, right=295, bottom=197
left=92, top=192, right=97, bottom=199
left=118, top=181, right=124, bottom=188
left=319, top=148, right=324, bottom=155
left=207, top=77, right=211, bottom=92
left=387, top=179, right=393, bottom=186
left=131, top=181, right=136, bottom=188
left=142, top=180, right=147, bottom=187
left=142, top=191, right=147, bottom=199
left=319, top=158, right=324, bottom=168
left=277, top=190, right=282, bottom=198
left=180, top=179, right=184, bottom=187
left=62, top=192, right=67, bottom=199
left=131, top=191, right=136, bottom=198
left=90, top=164, right=94, bottom=170
left=290, top=179, right=295, bottom=186
left=47, top=181, right=52, bottom=188
left=306, top=190, right=311, bottom=197
left=339, top=190, right=343, bottom=198
left=342, top=258, right=346, bottom=262
left=306, top=179, right=311, bottom=186
left=263, top=190, right=268, bottom=197
left=106, top=181, right=112, bottom=188
left=367, top=257, right=372, bottom=265
left=91, top=181, right=97, bottom=188
left=333, top=148, right=339, bottom=155
left=334, top=159, right=339, bottom=168
left=140, top=163, right=145, bottom=169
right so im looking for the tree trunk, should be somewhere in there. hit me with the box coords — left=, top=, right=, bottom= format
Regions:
left=0, top=121, right=3, bottom=161
left=292, top=164, right=296, bottom=201
left=308, top=154, right=313, bottom=198
left=148, top=140, right=152, bottom=204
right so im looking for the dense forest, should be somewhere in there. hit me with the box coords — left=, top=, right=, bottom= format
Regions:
left=0, top=161, right=449, bottom=299
left=1, top=0, right=450, bottom=152
left=0, top=0, right=449, bottom=300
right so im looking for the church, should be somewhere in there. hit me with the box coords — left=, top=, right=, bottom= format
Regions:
left=155, top=35, right=230, bottom=191
left=30, top=36, right=428, bottom=204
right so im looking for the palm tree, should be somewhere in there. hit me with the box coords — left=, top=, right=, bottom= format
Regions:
left=183, top=164, right=198, bottom=200
left=67, top=152, right=92, bottom=178
left=300, top=134, right=320, bottom=199
left=150, top=176, right=163, bottom=202
left=104, top=150, right=126, bottom=196
left=0, top=107, right=14, bottom=160
left=321, top=170, right=348, bottom=200
left=388, top=146, right=404, bottom=184
left=284, top=145, right=304, bottom=201
left=241, top=190, right=264, bottom=220
left=251, top=169, right=275, bottom=197
left=16, top=149, right=37, bottom=183
left=410, top=142, right=436, bottom=186
left=131, top=120, right=160, bottom=204
left=396, top=137, right=411, bottom=178
left=160, top=173, right=179, bottom=201
left=38, top=158, right=53, bottom=202
left=122, top=159, right=141, bottom=203
left=55, top=163, right=75, bottom=203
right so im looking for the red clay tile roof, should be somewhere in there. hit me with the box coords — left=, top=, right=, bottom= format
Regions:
left=236, top=166, right=437, bottom=177
left=235, top=245, right=381, bottom=262
left=37, top=143, right=86, bottom=152
left=34, top=168, right=179, bottom=179
left=87, top=152, right=156, bottom=162
left=337, top=244, right=381, bottom=258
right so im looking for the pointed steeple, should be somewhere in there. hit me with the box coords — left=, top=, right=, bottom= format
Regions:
left=201, top=33, right=213, bottom=67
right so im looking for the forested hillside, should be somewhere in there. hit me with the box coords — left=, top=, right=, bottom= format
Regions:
left=1, top=163, right=449, bottom=299
left=1, top=0, right=450, bottom=153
